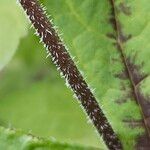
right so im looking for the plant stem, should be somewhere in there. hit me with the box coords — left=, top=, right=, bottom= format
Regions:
left=19, top=0, right=122, bottom=149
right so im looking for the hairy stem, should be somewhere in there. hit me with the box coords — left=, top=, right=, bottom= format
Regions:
left=18, top=0, right=122, bottom=149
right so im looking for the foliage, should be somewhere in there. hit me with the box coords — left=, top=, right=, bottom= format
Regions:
left=0, top=127, right=98, bottom=150
left=0, top=30, right=102, bottom=149
left=0, top=0, right=28, bottom=71
left=42, top=0, right=150, bottom=149
left=0, top=0, right=150, bottom=149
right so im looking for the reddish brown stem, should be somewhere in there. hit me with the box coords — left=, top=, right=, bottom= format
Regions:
left=19, top=0, right=122, bottom=149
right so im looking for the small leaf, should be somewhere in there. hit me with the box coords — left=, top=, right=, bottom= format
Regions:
left=0, top=0, right=28, bottom=71
left=0, top=127, right=97, bottom=150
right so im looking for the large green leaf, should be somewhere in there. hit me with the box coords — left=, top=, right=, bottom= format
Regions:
left=0, top=127, right=98, bottom=150
left=39, top=0, right=150, bottom=149
left=0, top=0, right=28, bottom=71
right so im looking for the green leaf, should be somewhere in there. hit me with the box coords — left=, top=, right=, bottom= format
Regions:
left=40, top=0, right=150, bottom=149
left=0, top=0, right=28, bottom=71
left=0, top=127, right=98, bottom=150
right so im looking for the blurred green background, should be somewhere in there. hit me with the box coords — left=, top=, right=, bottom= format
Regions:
left=0, top=0, right=100, bottom=148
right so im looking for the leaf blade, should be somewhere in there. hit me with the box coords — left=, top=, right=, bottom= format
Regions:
left=42, top=0, right=150, bottom=149
left=0, top=127, right=98, bottom=150
left=0, top=0, right=28, bottom=71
